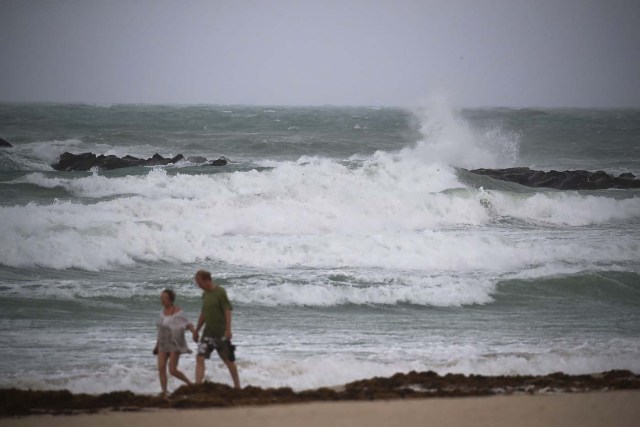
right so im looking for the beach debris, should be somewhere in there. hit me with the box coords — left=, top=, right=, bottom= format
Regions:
left=1, top=369, right=639, bottom=416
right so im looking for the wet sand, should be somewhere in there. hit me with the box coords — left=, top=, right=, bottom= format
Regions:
left=1, top=391, right=638, bottom=427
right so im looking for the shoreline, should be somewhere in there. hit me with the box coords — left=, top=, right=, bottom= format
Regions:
left=2, top=391, right=639, bottom=427
left=2, top=369, right=639, bottom=417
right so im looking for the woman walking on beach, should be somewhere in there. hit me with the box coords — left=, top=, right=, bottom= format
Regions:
left=154, top=289, right=198, bottom=396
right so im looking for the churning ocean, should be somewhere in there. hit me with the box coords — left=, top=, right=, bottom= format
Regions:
left=0, top=103, right=639, bottom=394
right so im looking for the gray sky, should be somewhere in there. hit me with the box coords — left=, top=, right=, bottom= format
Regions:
left=1, top=0, right=639, bottom=107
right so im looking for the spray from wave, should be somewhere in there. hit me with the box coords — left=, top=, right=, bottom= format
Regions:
left=400, top=98, right=520, bottom=168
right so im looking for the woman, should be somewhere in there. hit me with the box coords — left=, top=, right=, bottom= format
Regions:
left=154, top=289, right=197, bottom=396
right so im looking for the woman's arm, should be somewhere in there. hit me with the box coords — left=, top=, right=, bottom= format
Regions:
left=154, top=315, right=160, bottom=355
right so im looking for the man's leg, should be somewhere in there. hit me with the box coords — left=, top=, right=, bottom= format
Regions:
left=195, top=354, right=206, bottom=384
left=217, top=341, right=240, bottom=389
left=223, top=359, right=241, bottom=389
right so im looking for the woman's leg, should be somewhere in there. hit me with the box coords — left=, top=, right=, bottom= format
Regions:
left=168, top=352, right=193, bottom=386
left=157, top=351, right=168, bottom=395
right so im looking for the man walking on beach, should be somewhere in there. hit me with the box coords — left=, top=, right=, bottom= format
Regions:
left=193, top=269, right=241, bottom=389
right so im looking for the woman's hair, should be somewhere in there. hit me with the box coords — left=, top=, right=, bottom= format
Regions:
left=162, top=289, right=176, bottom=303
left=195, top=269, right=212, bottom=281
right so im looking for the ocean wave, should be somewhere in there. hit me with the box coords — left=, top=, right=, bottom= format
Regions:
left=1, top=268, right=637, bottom=309
left=2, top=103, right=638, bottom=276
left=0, top=272, right=499, bottom=307
left=482, top=190, right=640, bottom=226
left=3, top=160, right=639, bottom=272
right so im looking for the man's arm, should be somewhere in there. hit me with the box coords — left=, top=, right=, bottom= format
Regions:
left=196, top=313, right=204, bottom=332
left=193, top=313, right=204, bottom=342
left=186, top=322, right=198, bottom=342
left=224, top=309, right=232, bottom=340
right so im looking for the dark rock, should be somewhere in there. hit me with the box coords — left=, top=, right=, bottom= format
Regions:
left=100, top=155, right=145, bottom=170
left=589, top=176, right=614, bottom=190
left=171, top=154, right=185, bottom=163
left=502, top=172, right=531, bottom=186
left=146, top=153, right=171, bottom=166
left=71, top=153, right=97, bottom=171
left=52, top=152, right=77, bottom=170
left=210, top=157, right=228, bottom=166
left=526, top=170, right=546, bottom=184
left=52, top=152, right=187, bottom=171
left=469, top=167, right=640, bottom=190
left=187, top=156, right=208, bottom=164
left=0, top=138, right=12, bottom=148
left=613, top=177, right=640, bottom=189
left=554, top=173, right=584, bottom=190
left=532, top=177, right=560, bottom=188
left=52, top=152, right=97, bottom=171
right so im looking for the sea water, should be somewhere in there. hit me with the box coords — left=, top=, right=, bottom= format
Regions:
left=0, top=103, right=639, bottom=393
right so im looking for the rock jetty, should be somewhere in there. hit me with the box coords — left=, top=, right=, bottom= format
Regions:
left=469, top=167, right=639, bottom=190
left=51, top=152, right=228, bottom=171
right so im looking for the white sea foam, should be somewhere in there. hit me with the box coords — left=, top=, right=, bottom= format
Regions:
left=4, top=159, right=640, bottom=277
left=2, top=139, right=86, bottom=170
left=24, top=139, right=85, bottom=164
left=3, top=336, right=638, bottom=394
left=483, top=189, right=640, bottom=226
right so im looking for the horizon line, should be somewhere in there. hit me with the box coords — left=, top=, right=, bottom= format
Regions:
left=1, top=100, right=639, bottom=110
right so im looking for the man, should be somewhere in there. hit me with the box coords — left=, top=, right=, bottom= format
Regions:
left=193, top=269, right=241, bottom=389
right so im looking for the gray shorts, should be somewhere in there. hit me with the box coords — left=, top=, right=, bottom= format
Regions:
left=197, top=336, right=236, bottom=362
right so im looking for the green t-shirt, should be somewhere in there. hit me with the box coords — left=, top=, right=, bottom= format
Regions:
left=201, top=286, right=233, bottom=338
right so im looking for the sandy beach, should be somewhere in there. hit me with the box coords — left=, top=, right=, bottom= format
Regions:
left=2, top=391, right=638, bottom=427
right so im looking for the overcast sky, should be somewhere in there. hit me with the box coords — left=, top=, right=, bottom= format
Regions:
left=1, top=0, right=639, bottom=107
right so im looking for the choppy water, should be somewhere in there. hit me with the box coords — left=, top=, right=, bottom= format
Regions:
left=0, top=103, right=639, bottom=393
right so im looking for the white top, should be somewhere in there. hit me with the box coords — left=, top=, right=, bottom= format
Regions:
left=156, top=309, right=192, bottom=354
